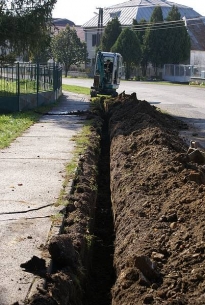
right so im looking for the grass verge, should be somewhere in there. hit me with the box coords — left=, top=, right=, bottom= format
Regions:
left=0, top=103, right=57, bottom=149
left=62, top=84, right=90, bottom=95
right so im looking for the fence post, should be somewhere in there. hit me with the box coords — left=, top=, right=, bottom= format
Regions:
left=37, top=63, right=39, bottom=106
left=17, top=62, right=20, bottom=112
left=53, top=62, right=56, bottom=101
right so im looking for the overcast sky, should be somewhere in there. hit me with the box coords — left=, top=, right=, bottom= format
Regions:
left=52, top=0, right=205, bottom=25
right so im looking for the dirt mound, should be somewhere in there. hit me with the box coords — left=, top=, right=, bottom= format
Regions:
left=108, top=93, right=205, bottom=304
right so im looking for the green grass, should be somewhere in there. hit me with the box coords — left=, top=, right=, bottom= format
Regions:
left=62, top=84, right=90, bottom=95
left=0, top=112, right=40, bottom=148
left=0, top=79, right=52, bottom=95
left=0, top=103, right=57, bottom=149
left=65, top=123, right=92, bottom=184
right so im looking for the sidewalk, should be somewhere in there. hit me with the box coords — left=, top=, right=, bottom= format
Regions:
left=0, top=91, right=90, bottom=305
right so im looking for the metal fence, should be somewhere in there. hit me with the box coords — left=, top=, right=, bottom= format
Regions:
left=163, top=64, right=205, bottom=83
left=0, top=62, right=62, bottom=113
left=191, top=66, right=205, bottom=79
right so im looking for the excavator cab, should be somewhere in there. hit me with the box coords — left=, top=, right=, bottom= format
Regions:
left=90, top=51, right=123, bottom=97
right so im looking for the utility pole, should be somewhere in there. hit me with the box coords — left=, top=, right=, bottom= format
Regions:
left=96, top=7, right=103, bottom=47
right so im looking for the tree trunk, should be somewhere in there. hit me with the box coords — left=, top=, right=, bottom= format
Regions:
left=125, top=63, right=131, bottom=80
left=153, top=64, right=158, bottom=77
left=141, top=64, right=147, bottom=77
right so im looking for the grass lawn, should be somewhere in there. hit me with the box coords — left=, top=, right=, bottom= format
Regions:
left=62, top=84, right=90, bottom=95
left=0, top=104, right=56, bottom=149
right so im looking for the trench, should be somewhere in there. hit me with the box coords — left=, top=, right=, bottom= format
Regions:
left=26, top=111, right=116, bottom=305
left=84, top=115, right=115, bottom=305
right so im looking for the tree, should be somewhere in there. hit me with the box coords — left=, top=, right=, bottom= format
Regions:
left=0, top=0, right=57, bottom=62
left=164, top=6, right=190, bottom=64
left=141, top=36, right=150, bottom=77
left=99, top=17, right=121, bottom=51
left=133, top=18, right=149, bottom=76
left=166, top=5, right=181, bottom=21
left=51, top=25, right=89, bottom=77
left=144, top=6, right=166, bottom=75
left=111, top=27, right=141, bottom=80
left=133, top=18, right=147, bottom=45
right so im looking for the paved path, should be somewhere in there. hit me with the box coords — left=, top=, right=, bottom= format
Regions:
left=0, top=91, right=90, bottom=305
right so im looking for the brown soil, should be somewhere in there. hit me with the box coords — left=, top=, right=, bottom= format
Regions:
left=108, top=92, right=205, bottom=305
left=28, top=92, right=205, bottom=305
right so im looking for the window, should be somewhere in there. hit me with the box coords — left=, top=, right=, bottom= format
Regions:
left=92, top=34, right=97, bottom=47
left=110, top=11, right=121, bottom=18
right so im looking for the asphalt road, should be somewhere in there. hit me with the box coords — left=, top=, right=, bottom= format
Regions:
left=63, top=78, right=205, bottom=115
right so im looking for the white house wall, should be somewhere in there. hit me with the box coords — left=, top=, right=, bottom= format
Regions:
left=85, top=30, right=98, bottom=64
left=191, top=50, right=205, bottom=66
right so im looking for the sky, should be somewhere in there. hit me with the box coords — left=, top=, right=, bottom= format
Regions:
left=52, top=0, right=205, bottom=25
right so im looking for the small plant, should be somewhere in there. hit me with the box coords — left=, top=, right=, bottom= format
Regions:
left=85, top=233, right=95, bottom=249
left=133, top=76, right=140, bottom=81
left=50, top=212, right=64, bottom=225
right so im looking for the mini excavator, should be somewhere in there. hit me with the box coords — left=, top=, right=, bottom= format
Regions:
left=90, top=51, right=123, bottom=97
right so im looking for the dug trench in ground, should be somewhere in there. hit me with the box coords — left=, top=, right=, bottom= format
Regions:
left=27, top=109, right=115, bottom=305
left=84, top=112, right=115, bottom=305
left=28, top=92, right=205, bottom=305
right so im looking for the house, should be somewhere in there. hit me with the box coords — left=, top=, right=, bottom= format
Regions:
left=52, top=18, right=85, bottom=42
left=82, top=0, right=205, bottom=67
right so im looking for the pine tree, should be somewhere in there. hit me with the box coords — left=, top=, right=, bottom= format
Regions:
left=144, top=6, right=165, bottom=75
left=165, top=5, right=190, bottom=64
left=111, top=27, right=141, bottom=79
left=100, top=18, right=121, bottom=51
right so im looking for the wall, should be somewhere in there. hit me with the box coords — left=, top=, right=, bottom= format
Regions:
left=190, top=50, right=205, bottom=66
left=85, top=30, right=97, bottom=64
left=19, top=91, right=58, bottom=111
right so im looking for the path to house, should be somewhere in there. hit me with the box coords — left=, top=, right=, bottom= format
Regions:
left=0, top=91, right=90, bottom=305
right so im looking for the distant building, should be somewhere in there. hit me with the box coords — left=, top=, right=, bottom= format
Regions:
left=52, top=18, right=75, bottom=27
left=82, top=0, right=205, bottom=67
left=52, top=18, right=85, bottom=42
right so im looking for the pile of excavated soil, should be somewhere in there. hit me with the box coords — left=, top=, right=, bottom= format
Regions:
left=28, top=93, right=205, bottom=305
left=108, top=93, right=205, bottom=305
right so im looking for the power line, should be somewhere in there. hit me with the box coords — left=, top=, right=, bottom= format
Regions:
left=83, top=15, right=205, bottom=32
left=130, top=21, right=204, bottom=32
left=131, top=21, right=184, bottom=31
left=84, top=20, right=204, bottom=32
left=131, top=16, right=205, bottom=28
